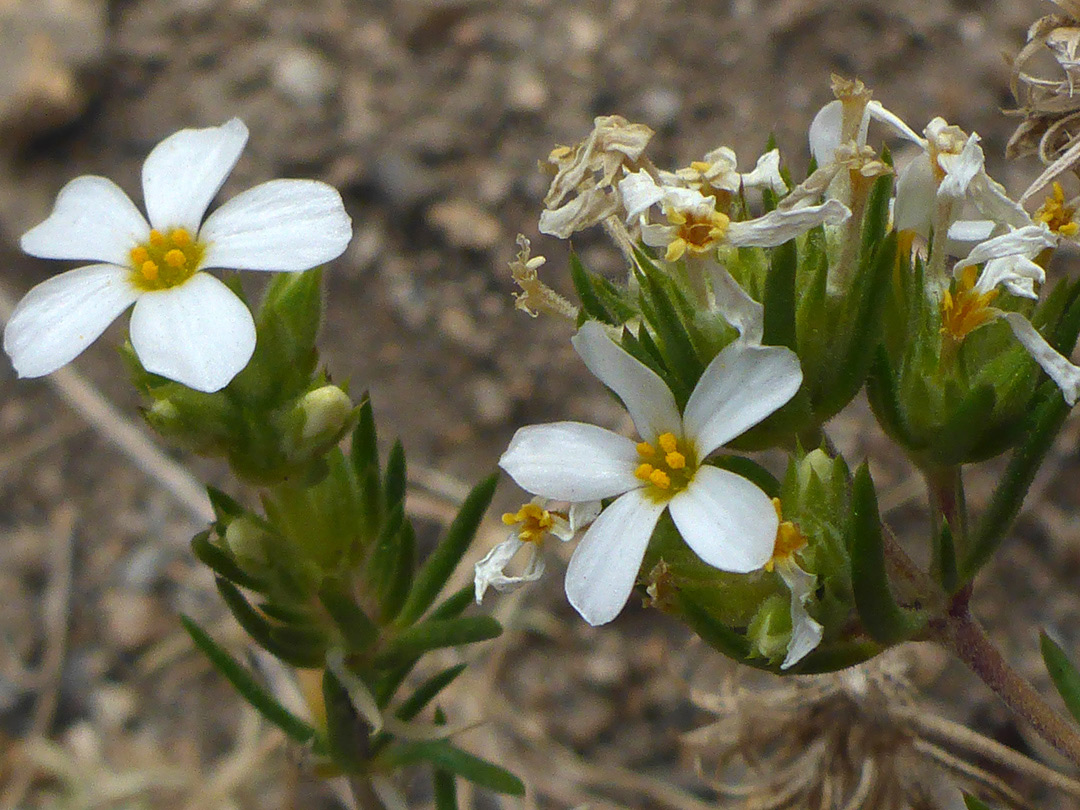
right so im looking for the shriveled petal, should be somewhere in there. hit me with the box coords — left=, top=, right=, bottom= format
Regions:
left=953, top=225, right=1057, bottom=274
left=142, top=118, right=249, bottom=233
left=538, top=187, right=619, bottom=239
left=572, top=320, right=681, bottom=443
left=641, top=221, right=678, bottom=248
left=975, top=256, right=1045, bottom=300
left=619, top=170, right=665, bottom=221
left=775, top=558, right=824, bottom=670
left=726, top=199, right=850, bottom=248
left=200, top=179, right=352, bottom=271
left=808, top=100, right=843, bottom=167
left=474, top=535, right=544, bottom=602
left=1000, top=312, right=1080, bottom=406
left=3, top=264, right=138, bottom=378
left=683, top=342, right=802, bottom=456
left=499, top=421, right=641, bottom=501
left=866, top=101, right=925, bottom=146
left=968, top=173, right=1032, bottom=231
left=568, top=500, right=603, bottom=533
left=667, top=465, right=776, bottom=572
left=21, top=177, right=149, bottom=266
left=893, top=155, right=935, bottom=237
left=937, top=134, right=983, bottom=199
left=129, top=272, right=256, bottom=393
left=564, top=489, right=666, bottom=625
left=741, top=149, right=787, bottom=194
left=706, top=260, right=764, bottom=344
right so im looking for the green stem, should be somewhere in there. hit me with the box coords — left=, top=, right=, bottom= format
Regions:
left=933, top=590, right=1080, bottom=770
left=925, top=465, right=966, bottom=583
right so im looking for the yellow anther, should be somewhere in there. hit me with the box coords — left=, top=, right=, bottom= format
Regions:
left=130, top=246, right=149, bottom=265
left=689, top=161, right=711, bottom=173
left=636, top=441, right=656, bottom=457
left=148, top=229, right=165, bottom=246
left=501, top=512, right=520, bottom=526
left=164, top=249, right=187, bottom=268
left=665, top=451, right=686, bottom=469
left=635, top=463, right=656, bottom=481
left=649, top=469, right=671, bottom=489
left=766, top=498, right=807, bottom=571
left=658, top=433, right=678, bottom=453
left=170, top=228, right=192, bottom=246
left=141, top=261, right=160, bottom=281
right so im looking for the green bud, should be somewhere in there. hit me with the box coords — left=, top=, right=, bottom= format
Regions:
left=225, top=516, right=272, bottom=571
left=297, top=385, right=355, bottom=446
left=747, top=594, right=792, bottom=664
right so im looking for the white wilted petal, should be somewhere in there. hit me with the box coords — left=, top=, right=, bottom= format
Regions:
left=21, top=177, right=150, bottom=266
left=975, top=256, right=1045, bottom=300
left=937, top=134, right=984, bottom=199
left=726, top=199, right=850, bottom=249
left=866, top=101, right=925, bottom=146
left=564, top=489, right=667, bottom=626
left=200, top=179, right=352, bottom=271
left=741, top=149, right=787, bottom=194
left=668, top=465, right=777, bottom=573
left=3, top=264, right=138, bottom=378
left=128, top=273, right=256, bottom=393
left=894, top=155, right=936, bottom=236
left=571, top=321, right=680, bottom=443
left=474, top=535, right=545, bottom=602
left=619, top=170, right=666, bottom=221
left=499, top=422, right=641, bottom=502
left=775, top=558, right=825, bottom=670
left=953, top=225, right=1057, bottom=273
left=706, top=261, right=764, bottom=344
left=142, top=118, right=249, bottom=233
left=1000, top=312, right=1080, bottom=405
left=809, top=99, right=844, bottom=167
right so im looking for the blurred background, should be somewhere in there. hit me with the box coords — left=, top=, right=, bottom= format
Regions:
left=2, top=1, right=1079, bottom=807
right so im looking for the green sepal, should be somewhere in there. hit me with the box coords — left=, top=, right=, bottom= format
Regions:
left=374, top=616, right=501, bottom=668
left=930, top=384, right=996, bottom=465
left=434, top=767, right=458, bottom=810
left=1040, top=632, right=1080, bottom=725
left=216, top=578, right=326, bottom=667
left=320, top=577, right=378, bottom=650
left=396, top=474, right=498, bottom=626
left=180, top=615, right=316, bottom=743
left=380, top=742, right=525, bottom=796
left=849, top=464, right=925, bottom=644
left=570, top=250, right=617, bottom=325
left=632, top=247, right=704, bottom=392
left=763, top=238, right=798, bottom=350
left=384, top=440, right=407, bottom=512
left=350, top=396, right=380, bottom=482
left=206, top=486, right=245, bottom=526
left=866, top=347, right=917, bottom=448
left=859, top=173, right=894, bottom=264
left=323, top=669, right=371, bottom=772
left=792, top=640, right=880, bottom=675
left=380, top=519, right=416, bottom=623
left=191, top=531, right=265, bottom=592
left=963, top=794, right=992, bottom=810
left=960, top=389, right=1070, bottom=581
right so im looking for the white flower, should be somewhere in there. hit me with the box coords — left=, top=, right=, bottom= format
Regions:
left=662, top=146, right=788, bottom=197
left=499, top=321, right=804, bottom=626
left=473, top=498, right=601, bottom=603
left=945, top=224, right=1080, bottom=405
left=3, top=118, right=352, bottom=392
left=767, top=499, right=824, bottom=670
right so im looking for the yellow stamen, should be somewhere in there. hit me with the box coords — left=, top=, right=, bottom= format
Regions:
left=502, top=502, right=555, bottom=544
left=657, top=433, right=678, bottom=453
left=649, top=469, right=671, bottom=489
left=665, top=451, right=686, bottom=469
left=164, top=249, right=187, bottom=268
left=140, top=261, right=159, bottom=281
left=766, top=497, right=807, bottom=571
left=148, top=229, right=165, bottom=246
left=1035, top=181, right=1079, bottom=236
left=128, top=226, right=205, bottom=291
left=170, top=228, right=192, bottom=246
left=635, top=463, right=656, bottom=481
left=941, top=264, right=998, bottom=341
left=130, top=246, right=149, bottom=265
left=636, top=441, right=656, bottom=457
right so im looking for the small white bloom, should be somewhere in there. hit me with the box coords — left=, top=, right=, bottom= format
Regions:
left=663, top=146, right=788, bottom=197
left=4, top=118, right=352, bottom=392
left=474, top=498, right=600, bottom=603
left=767, top=498, right=824, bottom=670
left=499, top=321, right=803, bottom=626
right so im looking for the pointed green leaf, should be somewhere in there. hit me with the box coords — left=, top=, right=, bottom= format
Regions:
left=430, top=584, right=475, bottom=620
left=569, top=251, right=615, bottom=324
left=180, top=615, right=316, bottom=743
left=383, top=742, right=525, bottom=796
left=1041, top=632, right=1080, bottom=725
left=380, top=518, right=416, bottom=623
left=374, top=617, right=501, bottom=667
left=763, top=238, right=798, bottom=350
left=384, top=440, right=407, bottom=511
left=216, top=578, right=326, bottom=667
left=191, top=531, right=264, bottom=592
left=350, top=396, right=380, bottom=480
left=434, top=768, right=458, bottom=810
left=320, top=577, right=378, bottom=650
left=963, top=794, right=992, bottom=810
left=206, top=486, right=245, bottom=524
left=323, top=669, right=371, bottom=771
left=396, top=664, right=467, bottom=722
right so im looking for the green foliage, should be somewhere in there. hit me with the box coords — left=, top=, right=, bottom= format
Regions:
left=1041, top=632, right=1080, bottom=725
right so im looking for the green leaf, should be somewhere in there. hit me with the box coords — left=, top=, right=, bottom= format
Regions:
left=323, top=669, right=371, bottom=771
left=1041, top=632, right=1080, bottom=725
left=216, top=578, right=326, bottom=667
left=859, top=173, right=894, bottom=263
left=963, top=793, right=992, bottom=810
left=570, top=250, right=615, bottom=324
left=935, top=521, right=958, bottom=594
left=434, top=767, right=458, bottom=810
left=961, top=392, right=1070, bottom=581
left=632, top=247, right=704, bottom=389
left=206, top=486, right=245, bottom=524
left=763, top=238, right=798, bottom=350
left=383, top=742, right=525, bottom=796
left=396, top=664, right=467, bottom=722
left=374, top=617, right=502, bottom=667
left=381, top=519, right=416, bottom=623
left=849, top=464, right=925, bottom=644
left=191, top=531, right=264, bottom=592
left=430, top=584, right=475, bottom=620
left=384, top=440, right=407, bottom=511
left=320, top=577, right=378, bottom=650
left=350, top=396, right=380, bottom=481
left=396, top=474, right=498, bottom=626
left=180, top=615, right=316, bottom=743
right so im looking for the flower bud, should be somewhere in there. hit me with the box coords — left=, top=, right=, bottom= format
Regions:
left=296, top=385, right=355, bottom=446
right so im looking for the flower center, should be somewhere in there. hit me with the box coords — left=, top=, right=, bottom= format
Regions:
left=765, top=497, right=807, bottom=572
left=1034, top=182, right=1079, bottom=237
left=663, top=206, right=730, bottom=262
left=129, top=228, right=205, bottom=292
left=502, top=502, right=557, bottom=543
left=941, top=264, right=998, bottom=341
left=634, top=432, right=697, bottom=499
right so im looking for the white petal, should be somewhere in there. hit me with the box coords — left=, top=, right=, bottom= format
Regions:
left=200, top=180, right=352, bottom=272
left=808, top=100, right=843, bottom=167
left=866, top=101, right=925, bottom=146
left=706, top=260, right=764, bottom=344
left=619, top=170, right=665, bottom=221
left=937, top=134, right=983, bottom=199
left=893, top=156, right=936, bottom=237
left=474, top=535, right=543, bottom=602
left=21, top=177, right=150, bottom=266
left=128, top=272, right=256, bottom=392
left=775, top=558, right=825, bottom=670
left=640, top=221, right=678, bottom=248
left=953, top=225, right=1057, bottom=273
left=3, top=264, right=138, bottom=378
left=967, top=173, right=1032, bottom=231
left=740, top=149, right=787, bottom=194
left=975, top=256, right=1045, bottom=300
left=142, top=118, right=249, bottom=233
left=571, top=321, right=681, bottom=443
left=947, top=219, right=997, bottom=244
left=499, top=422, right=641, bottom=501
left=564, top=489, right=666, bottom=625
left=569, top=500, right=603, bottom=533
left=1000, top=312, right=1080, bottom=406
left=726, top=199, right=850, bottom=249
left=683, top=342, right=802, bottom=456
left=667, top=465, right=776, bottom=572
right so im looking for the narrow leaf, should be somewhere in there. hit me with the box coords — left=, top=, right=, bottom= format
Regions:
left=320, top=577, right=378, bottom=650
left=374, top=617, right=502, bottom=667
left=384, top=742, right=525, bottom=796
left=763, top=238, right=798, bottom=350
left=396, top=664, right=467, bottom=722
left=191, top=531, right=264, bottom=592
left=1041, top=632, right=1080, bottom=725
left=569, top=251, right=615, bottom=325
left=384, top=440, right=407, bottom=511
